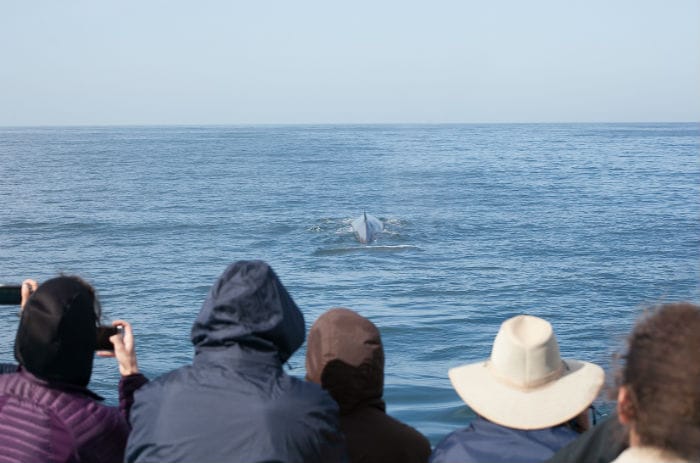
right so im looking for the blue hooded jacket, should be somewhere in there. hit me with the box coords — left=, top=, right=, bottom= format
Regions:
left=126, top=261, right=347, bottom=463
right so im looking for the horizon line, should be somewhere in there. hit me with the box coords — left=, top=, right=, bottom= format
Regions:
left=1, top=120, right=698, bottom=129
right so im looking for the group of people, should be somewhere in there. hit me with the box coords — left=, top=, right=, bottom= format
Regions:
left=0, top=260, right=697, bottom=463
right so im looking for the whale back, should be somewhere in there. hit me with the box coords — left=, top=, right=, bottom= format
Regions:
left=351, top=213, right=382, bottom=244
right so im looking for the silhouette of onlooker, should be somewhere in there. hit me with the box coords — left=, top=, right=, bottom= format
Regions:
left=0, top=276, right=146, bottom=463
left=430, top=314, right=604, bottom=463
left=611, top=302, right=700, bottom=463
left=126, top=260, right=347, bottom=463
left=306, top=308, right=431, bottom=463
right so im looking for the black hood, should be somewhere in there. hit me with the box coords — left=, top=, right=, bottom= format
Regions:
left=191, top=260, right=305, bottom=363
left=15, top=276, right=97, bottom=387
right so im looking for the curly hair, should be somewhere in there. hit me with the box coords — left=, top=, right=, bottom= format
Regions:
left=618, top=302, right=700, bottom=459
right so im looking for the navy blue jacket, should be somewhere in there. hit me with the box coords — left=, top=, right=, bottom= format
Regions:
left=126, top=261, right=347, bottom=463
left=430, top=417, right=580, bottom=463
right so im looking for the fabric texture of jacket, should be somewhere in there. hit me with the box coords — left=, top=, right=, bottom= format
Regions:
left=0, top=369, right=147, bottom=463
left=126, top=260, right=347, bottom=463
left=545, top=412, right=627, bottom=463
left=430, top=417, right=580, bottom=463
left=306, top=308, right=431, bottom=463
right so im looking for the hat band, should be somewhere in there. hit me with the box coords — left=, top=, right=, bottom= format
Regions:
left=486, top=359, right=565, bottom=391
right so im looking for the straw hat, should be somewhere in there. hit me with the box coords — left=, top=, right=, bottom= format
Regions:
left=448, top=315, right=604, bottom=430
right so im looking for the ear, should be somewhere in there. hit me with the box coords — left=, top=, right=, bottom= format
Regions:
left=617, top=385, right=633, bottom=425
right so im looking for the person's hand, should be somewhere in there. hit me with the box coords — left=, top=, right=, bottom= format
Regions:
left=97, top=320, right=139, bottom=376
left=20, top=279, right=38, bottom=311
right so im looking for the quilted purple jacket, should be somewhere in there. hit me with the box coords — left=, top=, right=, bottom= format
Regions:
left=0, top=369, right=147, bottom=463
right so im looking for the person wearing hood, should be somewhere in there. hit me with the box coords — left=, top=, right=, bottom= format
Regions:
left=306, top=308, right=431, bottom=463
left=125, top=260, right=347, bottom=463
left=0, top=276, right=146, bottom=463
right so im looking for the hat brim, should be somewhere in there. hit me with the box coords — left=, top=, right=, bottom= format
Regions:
left=448, top=358, right=604, bottom=430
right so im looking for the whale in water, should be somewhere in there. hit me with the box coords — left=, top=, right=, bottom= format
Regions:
left=351, top=212, right=382, bottom=244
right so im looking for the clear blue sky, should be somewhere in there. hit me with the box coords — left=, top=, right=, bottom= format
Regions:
left=1, top=0, right=698, bottom=125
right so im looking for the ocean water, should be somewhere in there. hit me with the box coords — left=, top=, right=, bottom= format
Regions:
left=1, top=123, right=698, bottom=444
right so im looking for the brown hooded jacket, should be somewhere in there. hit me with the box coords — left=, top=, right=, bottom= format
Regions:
left=306, top=308, right=431, bottom=463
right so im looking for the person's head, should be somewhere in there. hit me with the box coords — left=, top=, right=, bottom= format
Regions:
left=305, top=308, right=384, bottom=414
left=191, top=260, right=305, bottom=362
left=449, top=314, right=604, bottom=431
left=14, top=276, right=101, bottom=387
left=616, top=302, right=700, bottom=459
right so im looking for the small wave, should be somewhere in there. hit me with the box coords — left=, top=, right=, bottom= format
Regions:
left=368, top=244, right=419, bottom=251
left=313, top=244, right=419, bottom=256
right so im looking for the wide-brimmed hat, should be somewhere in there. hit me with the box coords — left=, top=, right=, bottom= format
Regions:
left=448, top=315, right=604, bottom=430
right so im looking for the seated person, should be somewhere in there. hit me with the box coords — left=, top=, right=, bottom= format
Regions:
left=430, top=314, right=604, bottom=463
left=0, top=276, right=146, bottom=463
left=126, top=260, right=346, bottom=463
left=306, top=308, right=431, bottom=463
left=612, top=302, right=700, bottom=463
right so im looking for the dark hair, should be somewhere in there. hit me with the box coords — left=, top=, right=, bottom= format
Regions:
left=618, top=302, right=700, bottom=459
left=15, top=275, right=102, bottom=387
left=64, top=274, right=102, bottom=323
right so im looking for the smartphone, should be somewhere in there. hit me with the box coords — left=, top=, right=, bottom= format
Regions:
left=96, top=326, right=120, bottom=351
left=0, top=285, right=22, bottom=305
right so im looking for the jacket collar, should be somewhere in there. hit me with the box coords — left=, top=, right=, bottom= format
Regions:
left=19, top=367, right=104, bottom=401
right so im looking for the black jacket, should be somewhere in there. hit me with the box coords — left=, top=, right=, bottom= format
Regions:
left=545, top=413, right=627, bottom=463
left=126, top=261, right=347, bottom=463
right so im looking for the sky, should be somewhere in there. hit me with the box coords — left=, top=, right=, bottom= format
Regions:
left=1, top=0, right=698, bottom=125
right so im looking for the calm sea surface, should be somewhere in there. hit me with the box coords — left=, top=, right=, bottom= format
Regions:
left=1, top=123, right=698, bottom=444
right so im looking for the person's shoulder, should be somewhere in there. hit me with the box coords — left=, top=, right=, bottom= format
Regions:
left=64, top=396, right=124, bottom=433
left=434, top=424, right=474, bottom=446
left=268, top=375, right=340, bottom=422
left=432, top=419, right=504, bottom=458
left=352, top=407, right=429, bottom=442
left=130, top=366, right=193, bottom=412
left=136, top=365, right=190, bottom=391
left=430, top=426, right=472, bottom=463
left=385, top=412, right=431, bottom=447
left=283, top=374, right=334, bottom=402
left=344, top=408, right=431, bottom=457
left=0, top=372, right=88, bottom=408
left=293, top=381, right=339, bottom=416
left=0, top=370, right=20, bottom=389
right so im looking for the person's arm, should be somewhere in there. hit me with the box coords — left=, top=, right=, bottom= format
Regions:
left=98, top=320, right=149, bottom=423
